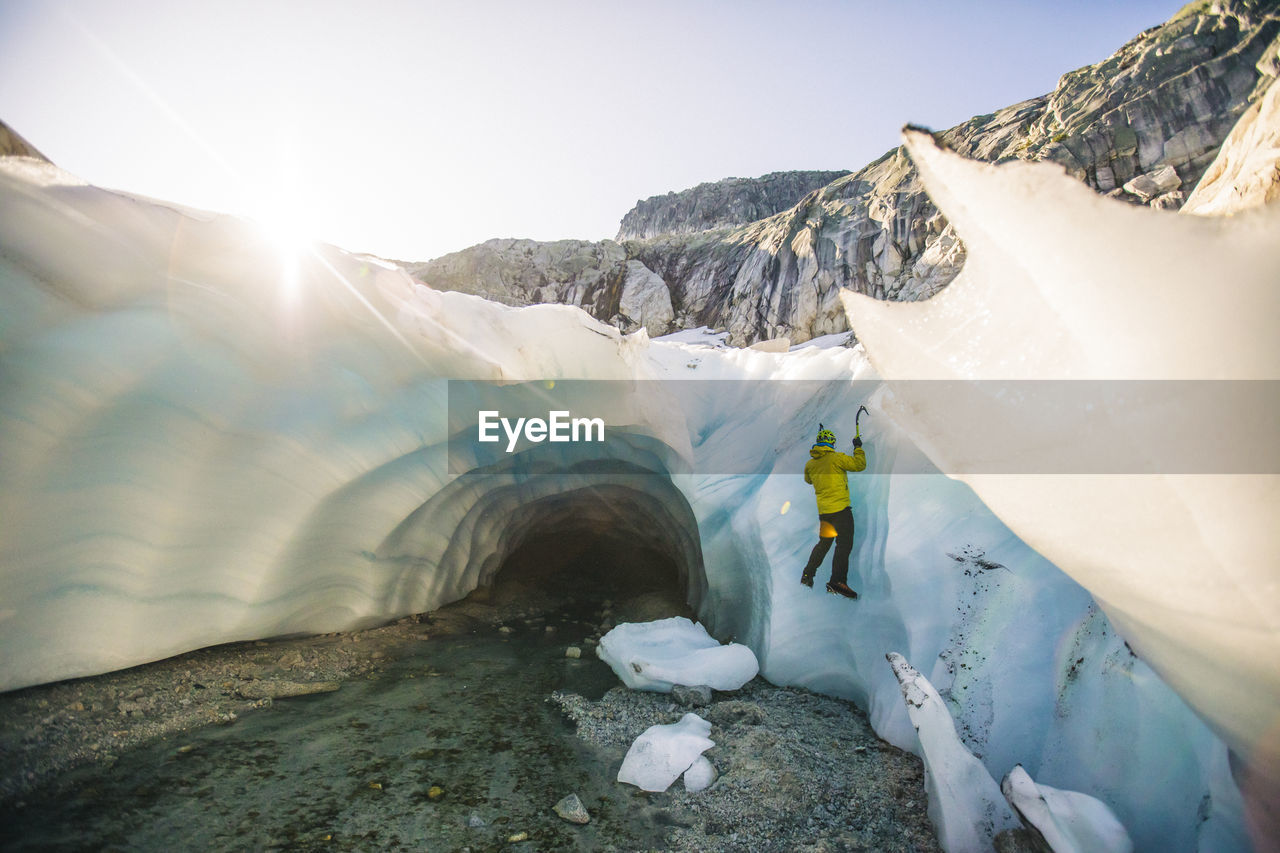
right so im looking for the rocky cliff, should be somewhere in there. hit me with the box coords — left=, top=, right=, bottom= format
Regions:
left=1182, top=64, right=1280, bottom=214
left=0, top=120, right=49, bottom=162
left=409, top=238, right=675, bottom=337
left=412, top=0, right=1280, bottom=345
left=616, top=170, right=850, bottom=241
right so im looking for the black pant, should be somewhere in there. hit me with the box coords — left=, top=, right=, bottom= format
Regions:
left=801, top=506, right=854, bottom=586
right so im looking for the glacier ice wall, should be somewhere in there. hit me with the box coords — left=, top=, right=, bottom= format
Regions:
left=0, top=155, right=709, bottom=688
left=843, top=132, right=1280, bottom=761
left=0, top=150, right=1261, bottom=851
left=886, top=651, right=1022, bottom=852
left=844, top=132, right=1278, bottom=849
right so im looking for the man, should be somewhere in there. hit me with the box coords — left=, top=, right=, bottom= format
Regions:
left=800, top=424, right=865, bottom=599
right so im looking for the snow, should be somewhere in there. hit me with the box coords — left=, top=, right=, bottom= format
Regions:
left=596, top=618, right=759, bottom=692
left=616, top=712, right=714, bottom=792
left=1002, top=764, right=1132, bottom=853
left=789, top=331, right=854, bottom=351
left=652, top=325, right=729, bottom=347
left=0, top=135, right=1269, bottom=852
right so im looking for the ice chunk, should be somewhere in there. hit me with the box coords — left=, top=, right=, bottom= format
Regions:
left=683, top=755, right=717, bottom=792
left=886, top=652, right=1020, bottom=852
left=1002, top=764, right=1132, bottom=853
left=596, top=617, right=759, bottom=692
left=616, top=712, right=714, bottom=793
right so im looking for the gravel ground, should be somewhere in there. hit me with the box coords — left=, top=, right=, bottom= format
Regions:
left=553, top=681, right=942, bottom=852
left=0, top=578, right=960, bottom=851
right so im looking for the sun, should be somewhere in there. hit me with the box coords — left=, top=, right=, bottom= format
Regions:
left=257, top=200, right=314, bottom=258
left=252, top=180, right=319, bottom=306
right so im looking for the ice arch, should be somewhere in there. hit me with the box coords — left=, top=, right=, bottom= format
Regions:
left=0, top=155, right=749, bottom=691
left=375, top=451, right=709, bottom=622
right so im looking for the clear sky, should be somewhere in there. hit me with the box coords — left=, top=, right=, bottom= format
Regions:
left=1, top=0, right=1184, bottom=261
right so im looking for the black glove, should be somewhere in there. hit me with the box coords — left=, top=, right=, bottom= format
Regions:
left=851, top=436, right=863, bottom=449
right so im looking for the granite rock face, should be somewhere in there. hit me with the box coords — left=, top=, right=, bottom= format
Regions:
left=634, top=0, right=1280, bottom=345
left=406, top=238, right=675, bottom=338
left=616, top=171, right=850, bottom=241
left=0, top=120, right=50, bottom=162
left=408, top=238, right=628, bottom=309
left=1182, top=73, right=1280, bottom=214
left=413, top=1, right=1279, bottom=345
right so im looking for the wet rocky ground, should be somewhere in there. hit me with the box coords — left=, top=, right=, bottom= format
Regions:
left=0, top=578, right=943, bottom=851
left=553, top=682, right=941, bottom=852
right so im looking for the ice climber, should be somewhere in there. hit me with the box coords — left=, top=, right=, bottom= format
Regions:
left=800, top=423, right=865, bottom=599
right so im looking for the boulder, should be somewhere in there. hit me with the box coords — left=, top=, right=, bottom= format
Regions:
left=1122, top=165, right=1182, bottom=202
left=617, top=261, right=674, bottom=337
left=671, top=684, right=713, bottom=707
left=1150, top=190, right=1186, bottom=210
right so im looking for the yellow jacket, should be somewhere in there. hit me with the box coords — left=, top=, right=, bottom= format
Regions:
left=804, top=444, right=866, bottom=514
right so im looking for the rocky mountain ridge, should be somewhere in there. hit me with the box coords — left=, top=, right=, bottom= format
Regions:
left=414, top=1, right=1279, bottom=345
left=615, top=170, right=849, bottom=241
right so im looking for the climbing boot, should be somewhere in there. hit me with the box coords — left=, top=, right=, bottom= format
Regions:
left=826, top=581, right=858, bottom=600
left=800, top=572, right=814, bottom=588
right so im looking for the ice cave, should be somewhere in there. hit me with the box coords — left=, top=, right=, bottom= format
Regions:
left=2, top=119, right=1278, bottom=853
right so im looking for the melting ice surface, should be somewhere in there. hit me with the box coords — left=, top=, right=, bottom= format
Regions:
left=0, top=140, right=1273, bottom=852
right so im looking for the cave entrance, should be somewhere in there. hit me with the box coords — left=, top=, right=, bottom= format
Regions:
left=478, top=483, right=702, bottom=628
left=495, top=529, right=689, bottom=624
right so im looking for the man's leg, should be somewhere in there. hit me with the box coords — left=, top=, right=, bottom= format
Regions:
left=828, top=507, right=855, bottom=586
left=800, top=526, right=835, bottom=586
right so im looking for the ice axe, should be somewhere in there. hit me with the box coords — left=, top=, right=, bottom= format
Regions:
left=855, top=405, right=869, bottom=441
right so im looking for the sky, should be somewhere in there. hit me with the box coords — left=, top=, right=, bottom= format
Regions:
left=0, top=0, right=1186, bottom=262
